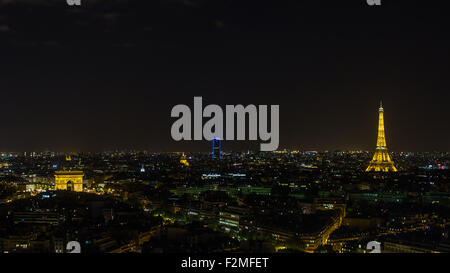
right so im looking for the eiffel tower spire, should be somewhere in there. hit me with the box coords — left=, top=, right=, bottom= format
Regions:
left=366, top=102, right=398, bottom=172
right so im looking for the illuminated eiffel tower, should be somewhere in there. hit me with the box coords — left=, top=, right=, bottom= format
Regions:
left=366, top=101, right=398, bottom=172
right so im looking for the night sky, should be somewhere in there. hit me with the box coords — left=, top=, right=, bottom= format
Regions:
left=0, top=0, right=449, bottom=152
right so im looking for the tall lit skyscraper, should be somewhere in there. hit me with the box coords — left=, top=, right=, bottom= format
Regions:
left=212, top=137, right=221, bottom=159
left=366, top=101, right=398, bottom=172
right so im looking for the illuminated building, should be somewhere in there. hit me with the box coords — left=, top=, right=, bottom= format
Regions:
left=26, top=183, right=53, bottom=192
left=218, top=211, right=240, bottom=233
left=54, top=171, right=84, bottom=192
left=212, top=137, right=221, bottom=159
left=366, top=101, right=398, bottom=172
left=218, top=207, right=248, bottom=234
left=180, top=153, right=189, bottom=166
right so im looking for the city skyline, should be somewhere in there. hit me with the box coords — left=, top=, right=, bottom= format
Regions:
left=2, top=0, right=450, bottom=263
left=1, top=146, right=449, bottom=254
left=0, top=98, right=444, bottom=153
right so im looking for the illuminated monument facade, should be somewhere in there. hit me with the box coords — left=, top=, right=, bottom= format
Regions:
left=180, top=153, right=190, bottom=167
left=366, top=102, right=398, bottom=172
left=54, top=171, right=84, bottom=192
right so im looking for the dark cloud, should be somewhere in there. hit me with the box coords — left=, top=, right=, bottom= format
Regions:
left=0, top=0, right=449, bottom=152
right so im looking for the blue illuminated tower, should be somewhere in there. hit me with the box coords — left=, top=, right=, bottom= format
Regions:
left=212, top=137, right=221, bottom=159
